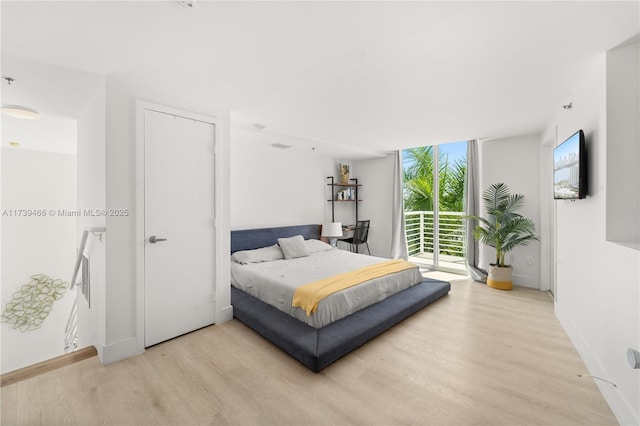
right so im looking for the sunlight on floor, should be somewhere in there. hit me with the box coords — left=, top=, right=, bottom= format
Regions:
left=420, top=268, right=469, bottom=283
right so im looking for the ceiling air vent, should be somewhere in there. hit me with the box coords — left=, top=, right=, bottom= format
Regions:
left=272, top=143, right=292, bottom=150
left=177, top=1, right=197, bottom=8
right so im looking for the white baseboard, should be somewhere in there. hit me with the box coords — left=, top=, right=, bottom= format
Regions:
left=555, top=306, right=639, bottom=425
left=512, top=273, right=539, bottom=289
left=100, top=337, right=138, bottom=365
left=216, top=304, right=233, bottom=324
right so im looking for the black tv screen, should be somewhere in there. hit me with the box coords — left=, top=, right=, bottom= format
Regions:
left=554, top=130, right=587, bottom=199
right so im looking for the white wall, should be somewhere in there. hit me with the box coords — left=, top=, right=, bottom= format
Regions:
left=230, top=139, right=398, bottom=257
left=478, top=134, right=541, bottom=288
left=1, top=149, right=77, bottom=373
left=230, top=128, right=334, bottom=229
left=353, top=154, right=395, bottom=258
left=542, top=53, right=639, bottom=425
left=606, top=40, right=640, bottom=248
left=76, top=85, right=107, bottom=353
left=103, top=77, right=231, bottom=364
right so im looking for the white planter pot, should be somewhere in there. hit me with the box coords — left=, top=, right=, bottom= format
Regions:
left=487, top=264, right=513, bottom=290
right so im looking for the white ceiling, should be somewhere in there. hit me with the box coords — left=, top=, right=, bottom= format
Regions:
left=1, top=1, right=638, bottom=157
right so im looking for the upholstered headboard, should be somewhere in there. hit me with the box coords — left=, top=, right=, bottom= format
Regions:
left=230, top=224, right=321, bottom=253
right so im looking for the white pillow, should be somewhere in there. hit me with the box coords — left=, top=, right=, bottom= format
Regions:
left=231, top=245, right=284, bottom=264
left=277, top=235, right=310, bottom=259
left=305, top=238, right=334, bottom=254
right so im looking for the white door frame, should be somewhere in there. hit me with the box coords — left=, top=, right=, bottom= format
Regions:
left=539, top=139, right=556, bottom=296
left=134, top=100, right=230, bottom=354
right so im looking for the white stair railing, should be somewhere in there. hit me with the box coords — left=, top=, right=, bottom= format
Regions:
left=64, top=227, right=105, bottom=353
left=71, top=227, right=105, bottom=290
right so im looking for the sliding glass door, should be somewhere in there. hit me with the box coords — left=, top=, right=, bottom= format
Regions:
left=403, top=141, right=467, bottom=272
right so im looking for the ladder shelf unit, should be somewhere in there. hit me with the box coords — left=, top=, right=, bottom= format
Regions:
left=326, top=176, right=362, bottom=223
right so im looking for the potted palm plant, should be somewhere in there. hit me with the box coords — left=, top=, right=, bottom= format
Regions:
left=466, top=182, right=538, bottom=290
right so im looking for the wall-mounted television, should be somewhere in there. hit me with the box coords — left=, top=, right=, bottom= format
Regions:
left=554, top=130, right=587, bottom=200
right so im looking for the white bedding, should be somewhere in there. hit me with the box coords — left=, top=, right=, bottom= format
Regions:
left=230, top=248, right=424, bottom=328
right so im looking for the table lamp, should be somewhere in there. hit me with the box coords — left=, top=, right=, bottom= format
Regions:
left=321, top=222, right=343, bottom=248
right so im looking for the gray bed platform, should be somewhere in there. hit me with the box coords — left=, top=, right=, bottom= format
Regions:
left=231, top=224, right=451, bottom=372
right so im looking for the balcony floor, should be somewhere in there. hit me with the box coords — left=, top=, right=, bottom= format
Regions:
left=409, top=252, right=467, bottom=274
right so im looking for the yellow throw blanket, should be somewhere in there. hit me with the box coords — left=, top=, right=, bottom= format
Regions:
left=292, top=259, right=417, bottom=316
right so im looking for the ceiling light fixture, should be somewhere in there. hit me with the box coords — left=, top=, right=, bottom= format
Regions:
left=1, top=105, right=40, bottom=119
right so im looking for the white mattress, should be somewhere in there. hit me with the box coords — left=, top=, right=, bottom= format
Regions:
left=230, top=249, right=424, bottom=328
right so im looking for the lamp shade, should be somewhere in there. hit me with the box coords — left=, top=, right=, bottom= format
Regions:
left=321, top=222, right=343, bottom=238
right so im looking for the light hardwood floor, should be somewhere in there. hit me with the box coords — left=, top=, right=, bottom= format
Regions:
left=0, top=274, right=617, bottom=425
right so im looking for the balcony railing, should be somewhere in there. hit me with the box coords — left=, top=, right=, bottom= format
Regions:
left=405, top=211, right=466, bottom=271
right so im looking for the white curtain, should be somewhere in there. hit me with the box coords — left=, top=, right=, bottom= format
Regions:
left=464, top=140, right=487, bottom=282
left=391, top=150, right=409, bottom=260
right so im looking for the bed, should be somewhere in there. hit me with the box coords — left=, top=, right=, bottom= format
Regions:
left=230, top=224, right=451, bottom=372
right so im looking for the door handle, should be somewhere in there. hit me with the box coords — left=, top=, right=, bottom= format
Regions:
left=149, top=235, right=167, bottom=244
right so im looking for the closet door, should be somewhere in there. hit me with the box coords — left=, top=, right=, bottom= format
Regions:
left=144, top=108, right=215, bottom=347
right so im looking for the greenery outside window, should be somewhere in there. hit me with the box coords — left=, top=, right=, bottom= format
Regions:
left=403, top=141, right=467, bottom=272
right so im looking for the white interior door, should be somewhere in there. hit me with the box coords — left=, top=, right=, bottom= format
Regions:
left=144, top=108, right=215, bottom=347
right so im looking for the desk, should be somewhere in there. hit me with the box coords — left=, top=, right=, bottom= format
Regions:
left=337, top=226, right=355, bottom=250
left=339, top=225, right=354, bottom=239
left=320, top=226, right=354, bottom=249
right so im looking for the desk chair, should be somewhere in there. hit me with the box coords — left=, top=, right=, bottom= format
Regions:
left=341, top=220, right=370, bottom=255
